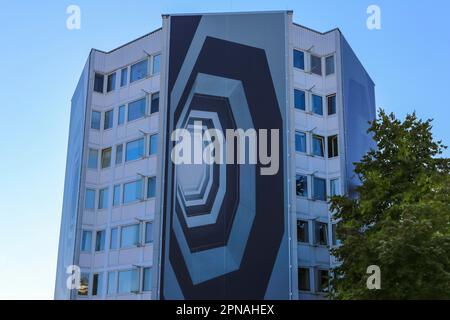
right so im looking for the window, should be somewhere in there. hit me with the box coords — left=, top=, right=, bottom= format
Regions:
left=107, top=271, right=116, bottom=295
left=297, top=220, right=309, bottom=243
left=327, top=94, right=336, bottom=115
left=312, top=94, right=323, bottom=115
left=152, top=54, right=161, bottom=75
left=94, top=73, right=104, bottom=93
left=103, top=110, right=113, bottom=130
left=88, top=149, right=98, bottom=169
left=296, top=175, right=308, bottom=197
left=147, top=177, right=156, bottom=198
left=125, top=138, right=145, bottom=162
left=120, top=224, right=140, bottom=248
left=310, top=54, right=322, bottom=75
left=98, top=187, right=109, bottom=210
left=130, top=59, right=148, bottom=83
left=101, top=147, right=112, bottom=169
left=118, top=105, right=125, bottom=125
left=294, top=89, right=306, bottom=110
left=107, top=73, right=116, bottom=92
left=92, top=273, right=103, bottom=296
left=314, top=221, right=328, bottom=245
left=95, top=230, right=106, bottom=252
left=316, top=269, right=329, bottom=293
left=295, top=132, right=307, bottom=153
left=81, top=230, right=92, bottom=252
left=110, top=227, right=118, bottom=250
left=85, top=189, right=95, bottom=210
left=78, top=273, right=89, bottom=296
left=91, top=111, right=101, bottom=130
left=145, top=222, right=153, bottom=243
left=123, top=179, right=143, bottom=204
left=143, top=267, right=152, bottom=291
left=313, top=177, right=327, bottom=201
left=150, top=92, right=159, bottom=114
left=328, top=135, right=339, bottom=158
left=149, top=134, right=158, bottom=156
left=115, top=144, right=123, bottom=165
left=332, top=224, right=340, bottom=246
left=326, top=55, right=335, bottom=75
left=312, top=135, right=325, bottom=157
left=330, top=178, right=340, bottom=197
left=298, top=268, right=310, bottom=291
left=118, top=269, right=139, bottom=294
left=113, top=185, right=121, bottom=207
left=128, top=97, right=146, bottom=122
left=293, top=49, right=304, bottom=70
left=120, top=68, right=128, bottom=87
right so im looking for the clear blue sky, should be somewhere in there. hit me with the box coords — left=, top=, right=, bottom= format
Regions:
left=0, top=0, right=448, bottom=299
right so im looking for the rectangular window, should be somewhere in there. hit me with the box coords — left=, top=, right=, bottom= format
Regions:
left=310, top=54, right=322, bottom=75
left=152, top=54, right=161, bottom=75
left=130, top=59, right=148, bottom=83
left=107, top=73, right=116, bottom=92
left=101, top=147, right=112, bottom=169
left=115, top=144, right=123, bottom=165
left=85, top=189, right=96, bottom=210
left=143, top=267, right=152, bottom=292
left=149, top=134, right=158, bottom=156
left=316, top=269, right=329, bottom=293
left=92, top=273, right=103, bottom=296
left=125, top=138, right=145, bottom=162
left=145, top=222, right=153, bottom=244
left=312, top=135, right=325, bottom=157
left=118, top=269, right=139, bottom=294
left=81, top=230, right=92, bottom=252
left=330, top=178, right=340, bottom=197
left=312, top=94, right=323, bottom=115
left=297, top=220, right=309, bottom=243
left=293, top=49, right=305, bottom=70
left=328, top=135, right=339, bottom=158
left=95, top=230, right=106, bottom=252
left=78, top=273, right=89, bottom=296
left=298, top=268, right=310, bottom=291
left=296, top=175, right=308, bottom=197
left=313, top=177, right=327, bottom=201
left=150, top=92, right=159, bottom=114
left=98, top=188, right=109, bottom=210
left=113, top=185, right=121, bottom=207
left=127, top=97, right=146, bottom=122
left=110, top=227, right=118, bottom=250
left=120, top=224, right=140, bottom=248
left=94, top=73, right=104, bottom=93
left=91, top=111, right=101, bottom=130
left=118, top=105, right=125, bottom=125
left=295, top=132, right=306, bottom=153
left=327, top=94, right=336, bottom=115
left=314, top=221, right=328, bottom=246
left=147, top=177, right=156, bottom=198
left=294, top=89, right=306, bottom=110
left=326, top=55, right=335, bottom=75
left=107, top=271, right=116, bottom=295
left=120, top=68, right=128, bottom=87
left=88, top=149, right=98, bottom=169
left=104, top=109, right=113, bottom=130
left=123, top=179, right=143, bottom=204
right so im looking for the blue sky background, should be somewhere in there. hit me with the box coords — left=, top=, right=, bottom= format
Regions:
left=0, top=0, right=448, bottom=299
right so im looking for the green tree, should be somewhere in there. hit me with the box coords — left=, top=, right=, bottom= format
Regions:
left=330, top=110, right=450, bottom=299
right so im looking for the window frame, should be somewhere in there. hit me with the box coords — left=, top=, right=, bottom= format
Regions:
left=120, top=223, right=141, bottom=249
left=295, top=174, right=308, bottom=198
left=313, top=176, right=327, bottom=201
left=325, top=54, right=335, bottom=76
left=310, top=54, right=322, bottom=76
left=297, top=220, right=309, bottom=244
left=104, top=109, right=114, bottom=130
left=122, top=179, right=143, bottom=205
left=293, top=49, right=305, bottom=70
left=101, top=147, right=112, bottom=169
left=327, top=94, right=337, bottom=116
left=312, top=135, right=325, bottom=157
left=90, top=110, right=101, bottom=130
left=327, top=135, right=339, bottom=158
left=298, top=267, right=311, bottom=292
left=127, top=96, right=147, bottom=122
left=106, top=72, right=116, bottom=93
left=130, top=58, right=148, bottom=83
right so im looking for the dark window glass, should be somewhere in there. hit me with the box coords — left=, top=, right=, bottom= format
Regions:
left=98, top=188, right=109, bottom=210
left=91, top=111, right=101, bottom=130
left=149, top=134, right=158, bottom=156
left=327, top=94, right=336, bottom=115
left=128, top=98, right=146, bottom=122
left=294, top=89, right=305, bottom=110
left=107, top=73, right=116, bottom=92
left=92, top=273, right=103, bottom=296
left=145, top=222, right=153, bottom=243
left=310, top=55, right=322, bottom=75
left=147, top=177, right=156, bottom=198
left=317, top=269, right=329, bottom=293
left=312, top=94, right=323, bottom=115
left=313, top=177, right=327, bottom=201
left=94, top=73, right=104, bottom=93
left=328, top=135, right=338, bottom=158
left=312, top=135, right=325, bottom=157
left=297, top=220, right=309, bottom=243
left=296, top=175, right=308, bottom=197
left=295, top=132, right=306, bottom=153
left=326, top=55, right=335, bottom=75
left=115, top=144, right=123, bottom=165
left=298, top=268, right=310, bottom=291
left=101, top=147, right=112, bottom=169
left=120, top=68, right=128, bottom=87
left=95, top=230, right=106, bottom=251
left=118, top=105, right=125, bottom=125
left=104, top=110, right=113, bottom=130
left=293, top=50, right=305, bottom=70
left=315, top=221, right=328, bottom=245
left=151, top=92, right=159, bottom=113
left=130, top=59, right=148, bottom=83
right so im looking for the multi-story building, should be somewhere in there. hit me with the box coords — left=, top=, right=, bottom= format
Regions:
left=55, top=11, right=375, bottom=300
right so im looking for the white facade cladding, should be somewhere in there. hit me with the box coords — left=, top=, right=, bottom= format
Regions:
left=55, top=11, right=375, bottom=300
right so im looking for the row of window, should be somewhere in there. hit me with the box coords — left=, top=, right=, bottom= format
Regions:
left=78, top=267, right=152, bottom=297
left=296, top=175, right=340, bottom=201
left=293, top=49, right=335, bottom=77
left=87, top=134, right=158, bottom=170
left=298, top=267, right=330, bottom=293
left=295, top=132, right=338, bottom=158
left=85, top=176, right=156, bottom=210
left=94, top=54, right=161, bottom=94
left=294, top=90, right=336, bottom=116
left=91, top=92, right=160, bottom=132
left=296, top=219, right=339, bottom=247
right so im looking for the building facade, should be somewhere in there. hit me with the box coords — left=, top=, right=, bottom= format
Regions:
left=55, top=11, right=375, bottom=300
